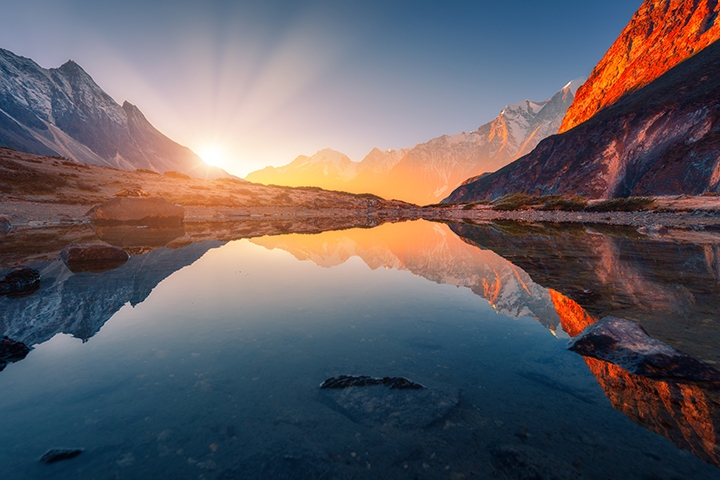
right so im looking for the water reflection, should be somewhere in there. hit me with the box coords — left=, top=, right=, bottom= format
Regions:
left=0, top=219, right=719, bottom=474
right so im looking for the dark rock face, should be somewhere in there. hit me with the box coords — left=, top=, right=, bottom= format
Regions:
left=60, top=244, right=129, bottom=273
left=320, top=375, right=423, bottom=390
left=87, top=197, right=184, bottom=226
left=568, top=317, right=720, bottom=383
left=446, top=39, right=720, bottom=202
left=0, top=336, right=29, bottom=371
left=0, top=267, right=40, bottom=297
left=0, top=48, right=230, bottom=179
left=39, top=448, right=84, bottom=464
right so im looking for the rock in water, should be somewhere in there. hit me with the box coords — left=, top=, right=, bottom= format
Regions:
left=0, top=337, right=30, bottom=371
left=319, top=375, right=457, bottom=428
left=568, top=316, right=720, bottom=383
left=60, top=244, right=129, bottom=273
left=0, top=216, right=10, bottom=234
left=0, top=267, right=40, bottom=297
left=87, top=196, right=184, bottom=226
left=320, top=375, right=423, bottom=390
left=39, top=448, right=84, bottom=464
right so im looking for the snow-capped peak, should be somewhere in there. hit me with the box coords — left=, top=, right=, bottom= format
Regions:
left=563, top=77, right=586, bottom=96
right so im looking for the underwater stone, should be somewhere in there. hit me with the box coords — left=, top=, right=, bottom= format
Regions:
left=320, top=375, right=423, bottom=390
left=39, top=448, right=84, bottom=464
left=0, top=267, right=40, bottom=297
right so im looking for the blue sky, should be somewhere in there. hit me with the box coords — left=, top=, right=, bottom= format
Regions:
left=0, top=0, right=640, bottom=175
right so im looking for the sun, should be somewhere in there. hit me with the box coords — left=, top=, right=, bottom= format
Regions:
left=198, top=145, right=226, bottom=167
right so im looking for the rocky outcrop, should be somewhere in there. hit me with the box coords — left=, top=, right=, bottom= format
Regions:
left=446, top=39, right=720, bottom=202
left=0, top=48, right=230, bottom=179
left=60, top=244, right=129, bottom=273
left=569, top=317, right=720, bottom=383
left=560, top=0, right=720, bottom=133
left=0, top=267, right=40, bottom=297
left=87, top=196, right=184, bottom=226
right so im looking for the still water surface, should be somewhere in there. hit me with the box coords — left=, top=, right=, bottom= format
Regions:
left=0, top=220, right=718, bottom=479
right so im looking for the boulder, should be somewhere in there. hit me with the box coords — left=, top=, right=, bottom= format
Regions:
left=319, top=375, right=457, bottom=428
left=39, top=448, right=84, bottom=464
left=568, top=316, right=720, bottom=383
left=0, top=267, right=40, bottom=297
left=0, top=336, right=30, bottom=372
left=87, top=196, right=184, bottom=226
left=60, top=244, right=129, bottom=273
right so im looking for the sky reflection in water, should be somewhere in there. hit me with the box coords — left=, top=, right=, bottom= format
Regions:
left=0, top=220, right=718, bottom=479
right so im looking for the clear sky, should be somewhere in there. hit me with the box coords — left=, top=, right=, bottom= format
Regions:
left=0, top=0, right=640, bottom=176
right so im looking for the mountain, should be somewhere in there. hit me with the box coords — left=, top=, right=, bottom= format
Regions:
left=560, top=0, right=720, bottom=133
left=445, top=0, right=720, bottom=202
left=245, top=80, right=582, bottom=205
left=0, top=48, right=229, bottom=179
left=245, top=148, right=357, bottom=190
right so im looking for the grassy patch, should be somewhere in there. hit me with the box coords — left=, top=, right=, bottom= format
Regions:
left=539, top=196, right=588, bottom=211
left=492, top=194, right=548, bottom=211
left=135, top=168, right=159, bottom=175
left=164, top=171, right=191, bottom=180
left=585, top=197, right=656, bottom=212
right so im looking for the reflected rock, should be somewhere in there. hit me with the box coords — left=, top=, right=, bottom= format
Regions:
left=95, top=224, right=184, bottom=250
left=321, top=375, right=423, bottom=390
left=0, top=336, right=29, bottom=371
left=569, top=317, right=720, bottom=383
left=87, top=196, right=183, bottom=226
left=0, top=267, right=40, bottom=297
left=584, top=356, right=720, bottom=467
left=60, top=244, right=129, bottom=273
left=320, top=379, right=457, bottom=428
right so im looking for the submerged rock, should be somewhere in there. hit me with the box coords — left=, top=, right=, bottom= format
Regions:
left=0, top=216, right=10, bottom=234
left=87, top=196, right=184, bottom=226
left=60, top=244, right=129, bottom=273
left=0, top=267, right=40, bottom=297
left=320, top=375, right=423, bottom=390
left=39, top=448, right=84, bottom=464
left=491, top=444, right=582, bottom=480
left=320, top=375, right=456, bottom=428
left=568, top=316, right=720, bottom=383
left=0, top=336, right=30, bottom=371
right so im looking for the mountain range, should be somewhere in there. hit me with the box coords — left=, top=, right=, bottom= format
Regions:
left=246, top=80, right=583, bottom=205
left=0, top=48, right=229, bottom=179
left=447, top=0, right=720, bottom=202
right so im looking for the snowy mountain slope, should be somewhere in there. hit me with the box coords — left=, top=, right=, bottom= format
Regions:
left=244, top=79, right=583, bottom=204
left=0, top=48, right=230, bottom=179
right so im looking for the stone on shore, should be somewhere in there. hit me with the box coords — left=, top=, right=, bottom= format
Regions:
left=0, top=267, right=40, bottom=297
left=39, top=448, right=84, bottom=464
left=87, top=196, right=184, bottom=226
left=60, top=244, right=129, bottom=273
left=568, top=316, right=720, bottom=383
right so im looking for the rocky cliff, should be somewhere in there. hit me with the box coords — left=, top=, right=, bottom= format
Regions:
left=0, top=48, right=229, bottom=179
left=446, top=38, right=720, bottom=202
left=560, top=0, right=720, bottom=133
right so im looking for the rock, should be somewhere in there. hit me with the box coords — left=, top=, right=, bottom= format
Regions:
left=0, top=336, right=30, bottom=372
left=60, top=244, right=129, bottom=273
left=320, top=375, right=423, bottom=390
left=0, top=216, right=10, bottom=234
left=86, top=196, right=184, bottom=226
left=568, top=316, right=720, bottom=383
left=319, top=376, right=457, bottom=428
left=114, top=187, right=151, bottom=197
left=0, top=267, right=40, bottom=297
left=39, top=448, right=84, bottom=464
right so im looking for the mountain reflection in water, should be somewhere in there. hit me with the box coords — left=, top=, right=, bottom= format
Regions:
left=253, top=220, right=720, bottom=467
left=1, top=219, right=719, bottom=474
